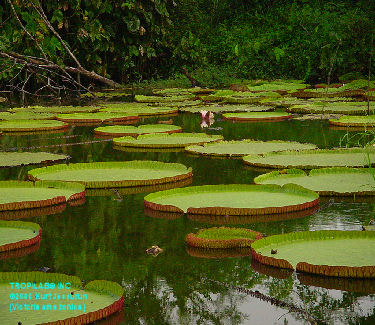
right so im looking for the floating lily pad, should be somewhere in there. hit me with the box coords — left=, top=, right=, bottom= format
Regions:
left=251, top=260, right=294, bottom=279
left=254, top=167, right=375, bottom=195
left=57, top=112, right=139, bottom=124
left=251, top=230, right=375, bottom=278
left=222, top=112, right=292, bottom=121
left=0, top=111, right=55, bottom=120
left=243, top=148, right=375, bottom=169
left=0, top=152, right=69, bottom=168
left=0, top=272, right=123, bottom=324
left=185, top=140, right=317, bottom=158
left=135, top=94, right=194, bottom=103
left=187, top=206, right=318, bottom=224
left=246, top=81, right=308, bottom=92
left=179, top=104, right=273, bottom=113
left=144, top=184, right=319, bottom=215
left=287, top=102, right=374, bottom=115
left=186, top=227, right=262, bottom=249
left=0, top=181, right=85, bottom=211
left=113, top=133, right=223, bottom=149
left=0, top=220, right=41, bottom=253
left=0, top=120, right=68, bottom=132
left=0, top=203, right=66, bottom=221
left=9, top=105, right=100, bottom=113
left=94, top=124, right=182, bottom=137
left=86, top=177, right=192, bottom=196
left=99, top=103, right=178, bottom=116
left=329, top=115, right=375, bottom=127
left=28, top=161, right=192, bottom=188
left=151, top=100, right=202, bottom=107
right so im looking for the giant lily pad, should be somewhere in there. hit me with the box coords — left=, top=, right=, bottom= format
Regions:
left=254, top=167, right=375, bottom=195
left=9, top=105, right=100, bottom=113
left=28, top=161, right=192, bottom=188
left=94, top=124, right=182, bottom=137
left=113, top=133, right=223, bottom=149
left=251, top=230, right=375, bottom=278
left=144, top=184, right=319, bottom=215
left=135, top=94, right=194, bottom=103
left=185, top=140, right=317, bottom=158
left=99, top=103, right=178, bottom=116
left=0, top=220, right=41, bottom=253
left=0, top=272, right=123, bottom=324
left=186, top=226, right=262, bottom=249
left=0, top=152, right=69, bottom=168
left=0, top=120, right=68, bottom=132
left=0, top=111, right=55, bottom=120
left=179, top=104, right=273, bottom=113
left=0, top=181, right=85, bottom=211
left=329, top=115, right=375, bottom=127
left=222, top=112, right=292, bottom=121
left=287, top=102, right=374, bottom=115
left=243, top=148, right=375, bottom=169
left=56, top=112, right=139, bottom=124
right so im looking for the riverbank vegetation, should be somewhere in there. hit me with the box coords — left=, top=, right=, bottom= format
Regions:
left=1, top=0, right=374, bottom=95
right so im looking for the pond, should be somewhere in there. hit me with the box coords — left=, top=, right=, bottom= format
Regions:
left=0, top=111, right=374, bottom=324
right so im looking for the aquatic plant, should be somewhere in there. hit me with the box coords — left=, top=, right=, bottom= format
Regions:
left=56, top=112, right=139, bottom=124
left=0, top=272, right=123, bottom=324
left=113, top=133, right=223, bottom=149
left=0, top=181, right=85, bottom=211
left=144, top=184, right=319, bottom=215
left=28, top=161, right=193, bottom=188
left=254, top=167, right=375, bottom=195
left=243, top=147, right=375, bottom=169
left=251, top=230, right=375, bottom=278
left=94, top=124, right=182, bottom=137
left=185, top=140, right=316, bottom=158
left=222, top=112, right=292, bottom=121
left=0, top=220, right=41, bottom=253
left=0, top=152, right=69, bottom=168
left=186, top=226, right=262, bottom=249
left=0, top=120, right=68, bottom=132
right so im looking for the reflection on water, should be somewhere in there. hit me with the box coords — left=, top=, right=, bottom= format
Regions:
left=0, top=112, right=374, bottom=324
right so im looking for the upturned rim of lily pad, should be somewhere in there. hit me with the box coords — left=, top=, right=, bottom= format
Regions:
left=0, top=220, right=41, bottom=253
left=0, top=151, right=70, bottom=168
left=0, top=120, right=69, bottom=132
left=144, top=184, right=319, bottom=215
left=186, top=206, right=319, bottom=224
left=0, top=180, right=85, bottom=211
left=222, top=111, right=292, bottom=121
left=329, top=115, right=375, bottom=127
left=185, top=139, right=317, bottom=158
left=28, top=161, right=193, bottom=189
left=185, top=226, right=263, bottom=249
left=93, top=124, right=182, bottom=137
left=0, top=272, right=124, bottom=324
left=287, top=102, right=374, bottom=115
left=86, top=177, right=192, bottom=196
left=251, top=230, right=375, bottom=278
left=243, top=147, right=375, bottom=169
left=56, top=112, right=139, bottom=124
left=254, top=167, right=375, bottom=196
left=113, top=133, right=223, bottom=149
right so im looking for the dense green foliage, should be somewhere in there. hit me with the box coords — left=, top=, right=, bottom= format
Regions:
left=0, top=0, right=374, bottom=88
